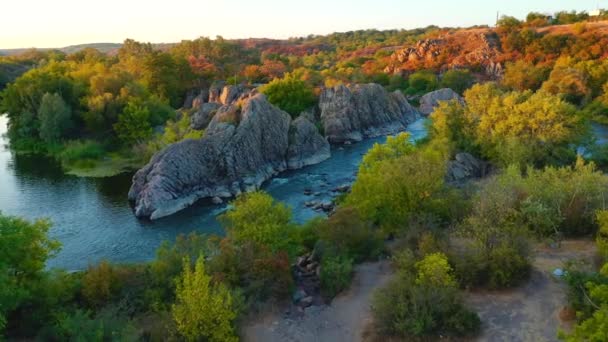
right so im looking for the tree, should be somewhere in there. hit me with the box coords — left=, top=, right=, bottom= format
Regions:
left=113, top=101, right=153, bottom=144
left=38, top=93, right=73, bottom=143
left=260, top=74, right=316, bottom=117
left=406, top=70, right=438, bottom=94
left=0, top=213, right=60, bottom=332
left=502, top=61, right=550, bottom=91
left=440, top=69, right=474, bottom=94
left=172, top=255, right=237, bottom=342
left=415, top=252, right=457, bottom=288
left=219, top=192, right=294, bottom=253
left=346, top=133, right=447, bottom=232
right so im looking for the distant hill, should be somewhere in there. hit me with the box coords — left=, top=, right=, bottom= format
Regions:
left=0, top=43, right=122, bottom=56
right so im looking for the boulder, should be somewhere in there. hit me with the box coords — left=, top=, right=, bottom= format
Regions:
left=219, top=85, right=246, bottom=105
left=286, top=116, right=330, bottom=169
left=190, top=102, right=221, bottom=130
left=419, top=88, right=464, bottom=116
left=446, top=152, right=489, bottom=183
left=129, top=94, right=292, bottom=219
left=319, top=83, right=418, bottom=144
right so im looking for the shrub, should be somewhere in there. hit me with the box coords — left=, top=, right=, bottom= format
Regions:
left=172, top=255, right=238, bottom=342
left=54, top=307, right=139, bottom=341
left=406, top=70, right=438, bottom=95
left=38, top=92, right=73, bottom=143
left=597, top=211, right=608, bottom=260
left=81, top=261, right=122, bottom=308
left=316, top=207, right=383, bottom=262
left=208, top=239, right=293, bottom=305
left=320, top=255, right=354, bottom=299
left=372, top=252, right=480, bottom=338
left=59, top=140, right=105, bottom=164
left=346, top=133, right=447, bottom=233
left=440, top=69, right=474, bottom=94
left=220, top=192, right=295, bottom=254
left=0, top=213, right=60, bottom=333
left=260, top=73, right=316, bottom=117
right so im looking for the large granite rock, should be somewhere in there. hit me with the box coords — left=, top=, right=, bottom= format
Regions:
left=319, top=84, right=418, bottom=144
left=190, top=102, right=221, bottom=130
left=129, top=94, right=291, bottom=219
left=419, top=88, right=464, bottom=116
left=446, top=152, right=489, bottom=183
left=286, top=117, right=330, bottom=169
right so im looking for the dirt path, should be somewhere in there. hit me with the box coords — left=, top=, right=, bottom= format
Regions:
left=466, top=240, right=597, bottom=342
left=243, top=260, right=393, bottom=342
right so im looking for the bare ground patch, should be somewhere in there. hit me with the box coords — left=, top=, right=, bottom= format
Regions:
left=242, top=260, right=393, bottom=342
left=465, top=240, right=597, bottom=342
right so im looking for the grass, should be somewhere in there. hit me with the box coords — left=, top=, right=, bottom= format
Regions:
left=63, top=152, right=142, bottom=178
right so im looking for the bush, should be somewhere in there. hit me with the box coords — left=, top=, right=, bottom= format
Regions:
left=81, top=261, right=122, bottom=308
left=207, top=239, right=293, bottom=305
left=320, top=255, right=354, bottom=299
left=54, top=307, right=139, bottom=341
left=59, top=140, right=105, bottom=164
left=346, top=133, right=448, bottom=233
left=440, top=69, right=474, bottom=94
left=316, top=207, right=383, bottom=262
left=260, top=73, right=316, bottom=117
left=405, top=70, right=438, bottom=95
left=372, top=252, right=480, bottom=338
left=220, top=192, right=295, bottom=254
left=172, top=255, right=238, bottom=342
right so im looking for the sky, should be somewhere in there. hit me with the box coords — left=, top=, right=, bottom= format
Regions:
left=0, top=0, right=605, bottom=49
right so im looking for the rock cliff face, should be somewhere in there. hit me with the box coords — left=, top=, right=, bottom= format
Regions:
left=419, top=88, right=464, bottom=116
left=129, top=93, right=330, bottom=219
left=384, top=29, right=502, bottom=77
left=286, top=117, right=331, bottom=169
left=131, top=82, right=419, bottom=219
left=319, top=83, right=418, bottom=144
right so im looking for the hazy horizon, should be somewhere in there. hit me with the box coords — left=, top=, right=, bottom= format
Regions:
left=1, top=0, right=605, bottom=49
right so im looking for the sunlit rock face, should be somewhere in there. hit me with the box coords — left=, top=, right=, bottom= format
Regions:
left=319, top=83, right=418, bottom=144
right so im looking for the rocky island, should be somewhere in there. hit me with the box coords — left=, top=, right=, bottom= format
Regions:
left=129, top=83, right=419, bottom=219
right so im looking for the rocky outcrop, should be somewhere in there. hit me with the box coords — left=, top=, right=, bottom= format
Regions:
left=130, top=94, right=291, bottom=219
left=286, top=117, right=330, bottom=169
left=446, top=152, right=490, bottom=183
left=129, top=93, right=330, bottom=220
left=190, top=102, right=221, bottom=130
left=419, top=88, right=464, bottom=116
left=384, top=29, right=502, bottom=77
left=319, top=83, right=418, bottom=144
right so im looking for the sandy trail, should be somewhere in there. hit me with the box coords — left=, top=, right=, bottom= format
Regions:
left=243, top=260, right=393, bottom=342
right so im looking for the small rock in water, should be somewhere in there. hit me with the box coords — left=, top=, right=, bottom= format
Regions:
left=211, top=196, right=223, bottom=205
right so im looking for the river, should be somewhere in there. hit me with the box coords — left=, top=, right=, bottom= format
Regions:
left=0, top=115, right=428, bottom=270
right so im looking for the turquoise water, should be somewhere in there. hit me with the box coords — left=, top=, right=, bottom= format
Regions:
left=0, top=115, right=428, bottom=270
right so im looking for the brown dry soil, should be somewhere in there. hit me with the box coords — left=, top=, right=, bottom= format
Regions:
left=242, top=240, right=597, bottom=342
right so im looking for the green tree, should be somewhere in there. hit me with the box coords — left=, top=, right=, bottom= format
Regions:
left=0, top=213, right=60, bottom=332
left=406, top=70, right=438, bottom=94
left=172, top=255, right=238, bottom=342
left=415, top=252, right=457, bottom=288
left=38, top=93, right=73, bottom=143
left=113, top=101, right=153, bottom=144
left=260, top=74, right=316, bottom=117
left=346, top=133, right=447, bottom=233
left=440, top=69, right=474, bottom=94
left=502, top=61, right=550, bottom=91
left=220, top=192, right=294, bottom=253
